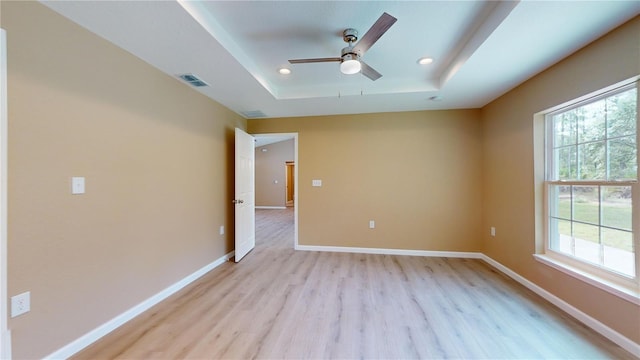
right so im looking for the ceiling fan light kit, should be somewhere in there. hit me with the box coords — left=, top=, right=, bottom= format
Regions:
left=340, top=56, right=361, bottom=75
left=339, top=29, right=361, bottom=75
left=288, top=12, right=397, bottom=81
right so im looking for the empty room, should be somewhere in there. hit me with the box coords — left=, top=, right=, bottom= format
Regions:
left=1, top=1, right=639, bottom=359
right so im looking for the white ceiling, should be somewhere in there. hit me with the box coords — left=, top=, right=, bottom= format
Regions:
left=41, top=1, right=640, bottom=119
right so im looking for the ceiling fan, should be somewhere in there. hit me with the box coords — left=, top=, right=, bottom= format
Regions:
left=288, top=12, right=397, bottom=81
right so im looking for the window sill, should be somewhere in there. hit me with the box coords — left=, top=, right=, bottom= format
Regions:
left=533, top=254, right=640, bottom=305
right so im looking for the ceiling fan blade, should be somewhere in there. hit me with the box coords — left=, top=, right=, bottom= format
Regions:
left=352, top=12, right=397, bottom=55
left=288, top=57, right=341, bottom=64
left=360, top=61, right=382, bottom=81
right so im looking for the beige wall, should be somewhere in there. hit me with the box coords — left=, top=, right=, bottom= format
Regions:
left=481, top=17, right=640, bottom=344
left=2, top=1, right=638, bottom=357
left=249, top=110, right=483, bottom=251
left=2, top=2, right=245, bottom=358
left=255, top=140, right=294, bottom=207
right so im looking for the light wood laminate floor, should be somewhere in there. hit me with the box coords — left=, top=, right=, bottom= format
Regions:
left=73, top=208, right=634, bottom=359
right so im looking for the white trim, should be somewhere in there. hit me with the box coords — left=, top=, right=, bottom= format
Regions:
left=481, top=254, right=640, bottom=358
left=36, top=244, right=640, bottom=359
left=255, top=206, right=286, bottom=210
left=534, top=254, right=639, bottom=305
left=295, top=245, right=482, bottom=259
left=293, top=134, right=298, bottom=250
left=0, top=28, right=10, bottom=360
left=44, top=251, right=234, bottom=360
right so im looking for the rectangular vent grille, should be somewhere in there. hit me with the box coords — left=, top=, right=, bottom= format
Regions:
left=240, top=110, right=267, bottom=118
left=178, top=73, right=209, bottom=87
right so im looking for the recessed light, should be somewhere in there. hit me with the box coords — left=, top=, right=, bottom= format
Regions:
left=278, top=68, right=291, bottom=75
left=418, top=57, right=434, bottom=65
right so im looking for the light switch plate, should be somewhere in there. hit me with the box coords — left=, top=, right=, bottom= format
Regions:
left=71, top=177, right=85, bottom=194
left=312, top=179, right=322, bottom=187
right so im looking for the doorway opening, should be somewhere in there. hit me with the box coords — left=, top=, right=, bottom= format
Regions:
left=253, top=133, right=298, bottom=249
left=285, top=161, right=294, bottom=207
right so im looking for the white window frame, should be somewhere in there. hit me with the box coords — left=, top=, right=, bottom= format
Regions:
left=540, top=81, right=639, bottom=297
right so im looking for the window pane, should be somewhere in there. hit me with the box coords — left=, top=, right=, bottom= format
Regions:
left=602, top=186, right=632, bottom=231
left=574, top=223, right=600, bottom=265
left=607, top=88, right=637, bottom=138
left=602, top=228, right=633, bottom=252
left=546, top=85, right=637, bottom=280
left=549, top=185, right=571, bottom=219
left=554, top=114, right=576, bottom=146
left=577, top=100, right=606, bottom=143
left=549, top=218, right=572, bottom=254
left=573, top=222, right=600, bottom=243
left=608, top=136, right=637, bottom=180
left=602, top=228, right=635, bottom=277
left=573, top=186, right=599, bottom=225
left=578, top=141, right=605, bottom=180
left=555, top=146, right=577, bottom=180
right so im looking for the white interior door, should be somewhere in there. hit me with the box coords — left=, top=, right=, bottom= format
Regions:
left=234, top=128, right=255, bottom=262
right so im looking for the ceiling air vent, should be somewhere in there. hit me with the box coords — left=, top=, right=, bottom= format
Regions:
left=240, top=110, right=267, bottom=119
left=177, top=73, right=209, bottom=87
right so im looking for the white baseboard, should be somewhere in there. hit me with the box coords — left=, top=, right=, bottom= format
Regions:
left=255, top=206, right=286, bottom=210
left=44, top=251, right=234, bottom=360
left=295, top=244, right=482, bottom=259
left=40, top=246, right=639, bottom=359
left=1, top=330, right=10, bottom=360
left=480, top=254, right=640, bottom=358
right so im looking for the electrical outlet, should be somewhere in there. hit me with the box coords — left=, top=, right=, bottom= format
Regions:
left=11, top=291, right=30, bottom=318
left=219, top=225, right=225, bottom=235
left=369, top=220, right=375, bottom=229
left=490, top=227, right=496, bottom=237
